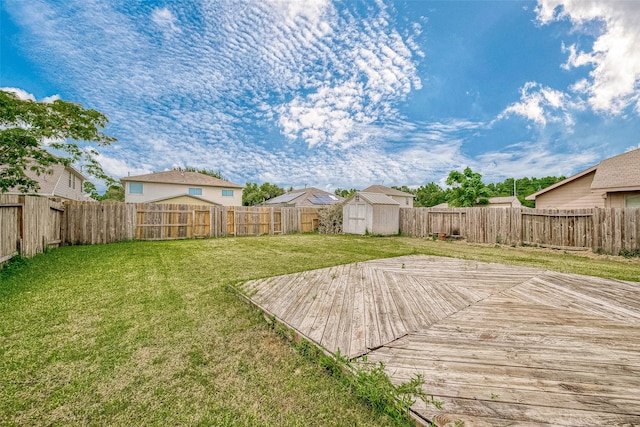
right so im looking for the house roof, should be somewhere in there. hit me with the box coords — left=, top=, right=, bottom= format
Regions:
left=121, top=170, right=243, bottom=188
left=145, top=193, right=220, bottom=205
left=488, top=196, right=522, bottom=207
left=430, top=196, right=522, bottom=208
left=352, top=192, right=400, bottom=205
left=263, top=187, right=344, bottom=206
left=361, top=185, right=414, bottom=198
left=525, top=166, right=598, bottom=200
left=525, top=147, right=640, bottom=200
left=591, top=148, right=640, bottom=191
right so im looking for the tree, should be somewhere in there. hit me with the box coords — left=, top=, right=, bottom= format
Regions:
left=487, top=175, right=566, bottom=208
left=84, top=182, right=125, bottom=202
left=445, top=167, right=491, bottom=207
left=414, top=182, right=449, bottom=207
left=242, top=182, right=286, bottom=206
left=0, top=90, right=116, bottom=193
left=99, top=184, right=125, bottom=202
left=173, top=166, right=225, bottom=180
left=334, top=188, right=358, bottom=198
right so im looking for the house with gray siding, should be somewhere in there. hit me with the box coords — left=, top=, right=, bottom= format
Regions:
left=4, top=163, right=87, bottom=201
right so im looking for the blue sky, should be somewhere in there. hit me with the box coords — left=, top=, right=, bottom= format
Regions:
left=2, top=0, right=639, bottom=192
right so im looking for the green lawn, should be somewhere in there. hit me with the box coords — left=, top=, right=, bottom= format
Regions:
left=1, top=235, right=638, bottom=426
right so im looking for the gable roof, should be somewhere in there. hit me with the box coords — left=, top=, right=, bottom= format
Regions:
left=590, top=148, right=640, bottom=191
left=145, top=193, right=221, bottom=205
left=525, top=165, right=598, bottom=200
left=361, top=185, right=414, bottom=197
left=263, top=187, right=343, bottom=206
left=487, top=196, right=522, bottom=207
left=350, top=192, right=400, bottom=205
left=526, top=148, right=640, bottom=200
left=120, top=170, right=243, bottom=188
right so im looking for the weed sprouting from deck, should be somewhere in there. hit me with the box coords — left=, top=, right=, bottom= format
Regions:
left=269, top=317, right=442, bottom=427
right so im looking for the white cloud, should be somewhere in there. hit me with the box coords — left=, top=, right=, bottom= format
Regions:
left=536, top=0, right=640, bottom=115
left=151, top=7, right=181, bottom=35
left=1, top=87, right=59, bottom=103
left=3, top=1, right=429, bottom=189
left=2, top=87, right=36, bottom=101
left=498, top=82, right=572, bottom=127
left=477, top=142, right=599, bottom=182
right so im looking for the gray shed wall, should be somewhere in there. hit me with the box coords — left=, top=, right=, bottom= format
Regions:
left=343, top=201, right=399, bottom=235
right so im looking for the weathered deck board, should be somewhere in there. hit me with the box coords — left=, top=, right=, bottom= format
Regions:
left=237, top=255, right=640, bottom=426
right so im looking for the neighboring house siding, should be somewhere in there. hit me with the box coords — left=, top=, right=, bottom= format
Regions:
left=534, top=171, right=604, bottom=209
left=607, top=192, right=640, bottom=208
left=54, top=168, right=85, bottom=201
left=4, top=163, right=86, bottom=201
left=390, top=195, right=413, bottom=208
left=125, top=182, right=241, bottom=206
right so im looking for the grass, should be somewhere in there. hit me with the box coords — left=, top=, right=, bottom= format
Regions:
left=1, top=234, right=638, bottom=426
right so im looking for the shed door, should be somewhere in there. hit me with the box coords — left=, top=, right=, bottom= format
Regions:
left=349, top=203, right=367, bottom=234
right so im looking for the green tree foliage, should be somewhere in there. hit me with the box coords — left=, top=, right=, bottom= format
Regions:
left=414, top=182, right=450, bottom=207
left=487, top=176, right=566, bottom=208
left=334, top=188, right=358, bottom=198
left=445, top=167, right=491, bottom=207
left=242, top=182, right=286, bottom=206
left=83, top=182, right=124, bottom=201
left=173, top=166, right=225, bottom=180
left=0, top=90, right=116, bottom=193
left=99, top=184, right=125, bottom=202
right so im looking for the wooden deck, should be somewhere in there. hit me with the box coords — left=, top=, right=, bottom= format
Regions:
left=238, top=255, right=640, bottom=426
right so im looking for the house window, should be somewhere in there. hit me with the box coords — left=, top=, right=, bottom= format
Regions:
left=222, top=189, right=234, bottom=197
left=68, top=173, right=75, bottom=189
left=189, top=187, right=202, bottom=196
left=129, top=182, right=143, bottom=194
left=626, top=194, right=640, bottom=208
left=405, top=197, right=409, bottom=205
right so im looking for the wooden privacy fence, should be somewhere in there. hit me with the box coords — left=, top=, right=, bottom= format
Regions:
left=400, top=207, right=640, bottom=254
left=62, top=202, right=320, bottom=244
left=0, top=195, right=63, bottom=264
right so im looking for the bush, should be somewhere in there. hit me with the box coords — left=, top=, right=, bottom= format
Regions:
left=318, top=203, right=344, bottom=234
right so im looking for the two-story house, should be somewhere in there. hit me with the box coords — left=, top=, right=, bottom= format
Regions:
left=121, top=170, right=243, bottom=206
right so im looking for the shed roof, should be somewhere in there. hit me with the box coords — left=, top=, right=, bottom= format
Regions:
left=361, top=185, right=414, bottom=197
left=352, top=192, right=400, bottom=205
left=121, top=170, right=243, bottom=188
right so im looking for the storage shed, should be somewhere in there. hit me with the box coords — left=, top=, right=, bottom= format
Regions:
left=343, top=192, right=400, bottom=235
